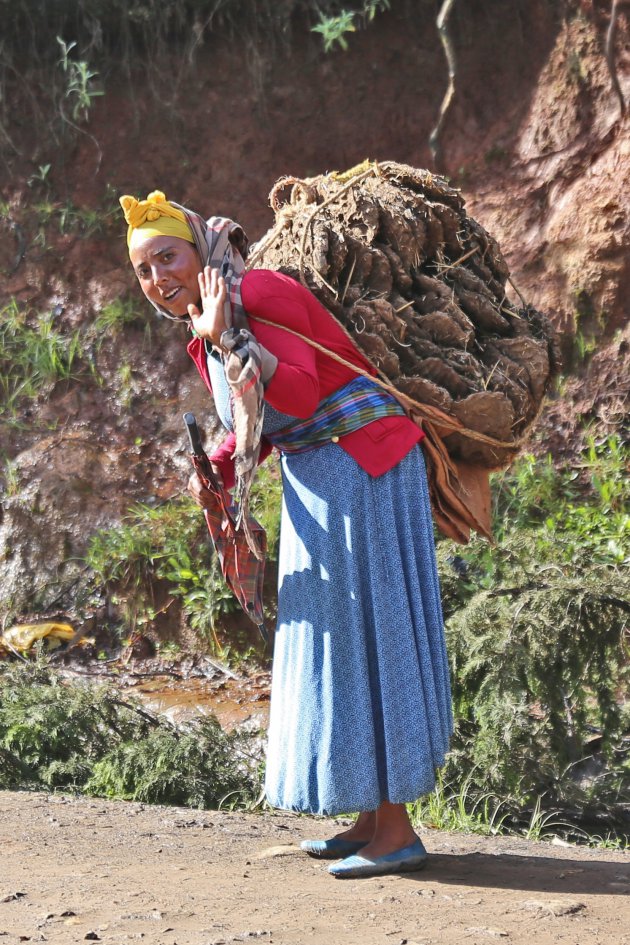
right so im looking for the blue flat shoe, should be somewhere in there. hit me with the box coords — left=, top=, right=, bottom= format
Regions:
left=328, top=838, right=428, bottom=878
left=300, top=837, right=368, bottom=859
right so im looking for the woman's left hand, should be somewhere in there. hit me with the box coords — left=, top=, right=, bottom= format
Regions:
left=188, top=266, right=228, bottom=345
left=188, top=469, right=222, bottom=510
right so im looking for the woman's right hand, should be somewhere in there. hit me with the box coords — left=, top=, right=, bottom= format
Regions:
left=188, top=468, right=223, bottom=510
left=187, top=266, right=228, bottom=345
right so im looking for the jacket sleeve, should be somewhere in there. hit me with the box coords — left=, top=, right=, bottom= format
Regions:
left=209, top=432, right=274, bottom=492
left=242, top=277, right=321, bottom=418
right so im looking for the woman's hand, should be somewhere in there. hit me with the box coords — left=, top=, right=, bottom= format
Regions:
left=188, top=266, right=228, bottom=345
left=188, top=467, right=223, bottom=510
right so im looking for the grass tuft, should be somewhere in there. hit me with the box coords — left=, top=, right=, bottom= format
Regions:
left=85, top=459, right=283, bottom=657
left=0, top=300, right=85, bottom=426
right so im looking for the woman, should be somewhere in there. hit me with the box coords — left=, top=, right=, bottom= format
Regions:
left=120, top=190, right=453, bottom=879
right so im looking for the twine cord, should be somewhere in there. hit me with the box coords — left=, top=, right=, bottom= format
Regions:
left=248, top=314, right=526, bottom=452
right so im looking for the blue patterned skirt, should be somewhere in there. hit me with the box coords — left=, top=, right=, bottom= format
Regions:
left=207, top=351, right=452, bottom=815
left=265, top=439, right=452, bottom=815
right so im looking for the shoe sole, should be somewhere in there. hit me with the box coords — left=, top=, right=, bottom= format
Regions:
left=301, top=840, right=367, bottom=859
left=330, top=856, right=428, bottom=879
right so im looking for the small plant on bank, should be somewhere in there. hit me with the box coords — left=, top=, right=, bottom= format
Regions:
left=57, top=37, right=104, bottom=123
left=1, top=457, right=21, bottom=498
left=93, top=297, right=146, bottom=334
left=490, top=435, right=629, bottom=566
left=86, top=496, right=206, bottom=633
left=0, top=300, right=85, bottom=426
left=27, top=163, right=52, bottom=190
left=33, top=197, right=118, bottom=240
left=312, top=0, right=390, bottom=51
left=86, top=494, right=240, bottom=653
left=86, top=457, right=284, bottom=656
left=312, top=10, right=356, bottom=51
left=159, top=549, right=239, bottom=651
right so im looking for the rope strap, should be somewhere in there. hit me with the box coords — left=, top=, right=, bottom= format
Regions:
left=248, top=314, right=525, bottom=452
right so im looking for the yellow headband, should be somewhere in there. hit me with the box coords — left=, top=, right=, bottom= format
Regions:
left=119, top=190, right=194, bottom=249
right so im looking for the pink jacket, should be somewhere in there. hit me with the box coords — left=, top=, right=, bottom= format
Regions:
left=187, top=269, right=424, bottom=489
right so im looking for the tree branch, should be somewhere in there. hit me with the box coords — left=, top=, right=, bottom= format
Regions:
left=430, top=0, right=458, bottom=169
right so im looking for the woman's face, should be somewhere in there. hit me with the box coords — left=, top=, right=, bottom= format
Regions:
left=129, top=234, right=202, bottom=318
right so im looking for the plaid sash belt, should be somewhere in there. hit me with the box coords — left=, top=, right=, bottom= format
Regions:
left=266, top=375, right=405, bottom=454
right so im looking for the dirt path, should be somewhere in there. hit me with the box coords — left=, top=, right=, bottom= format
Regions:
left=1, top=791, right=628, bottom=945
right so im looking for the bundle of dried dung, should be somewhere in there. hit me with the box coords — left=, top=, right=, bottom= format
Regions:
left=249, top=161, right=558, bottom=469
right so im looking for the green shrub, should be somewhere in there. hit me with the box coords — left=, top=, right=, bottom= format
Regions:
left=0, top=659, right=260, bottom=807
left=437, top=437, right=630, bottom=829
left=0, top=660, right=145, bottom=789
left=87, top=716, right=256, bottom=807
left=445, top=548, right=628, bottom=797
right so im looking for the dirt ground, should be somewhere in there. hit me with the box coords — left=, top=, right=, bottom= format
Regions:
left=1, top=791, right=628, bottom=945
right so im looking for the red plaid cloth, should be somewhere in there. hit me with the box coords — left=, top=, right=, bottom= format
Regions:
left=191, top=453, right=267, bottom=638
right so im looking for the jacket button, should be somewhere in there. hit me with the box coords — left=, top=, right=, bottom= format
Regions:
left=331, top=435, right=340, bottom=443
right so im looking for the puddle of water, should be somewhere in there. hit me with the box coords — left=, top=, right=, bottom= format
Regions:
left=130, top=673, right=271, bottom=730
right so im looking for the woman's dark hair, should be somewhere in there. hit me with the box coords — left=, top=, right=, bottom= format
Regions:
left=229, top=226, right=249, bottom=260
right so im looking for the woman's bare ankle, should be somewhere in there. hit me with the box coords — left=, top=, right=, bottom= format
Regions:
left=356, top=803, right=417, bottom=859
left=335, top=811, right=376, bottom=843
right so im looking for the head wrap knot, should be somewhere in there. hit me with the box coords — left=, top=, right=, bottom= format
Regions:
left=120, top=190, right=194, bottom=248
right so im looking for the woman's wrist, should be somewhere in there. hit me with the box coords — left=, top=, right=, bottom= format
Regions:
left=219, top=327, right=240, bottom=349
left=219, top=327, right=250, bottom=363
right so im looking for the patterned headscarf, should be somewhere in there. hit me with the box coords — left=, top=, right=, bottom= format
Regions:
left=121, top=192, right=277, bottom=556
